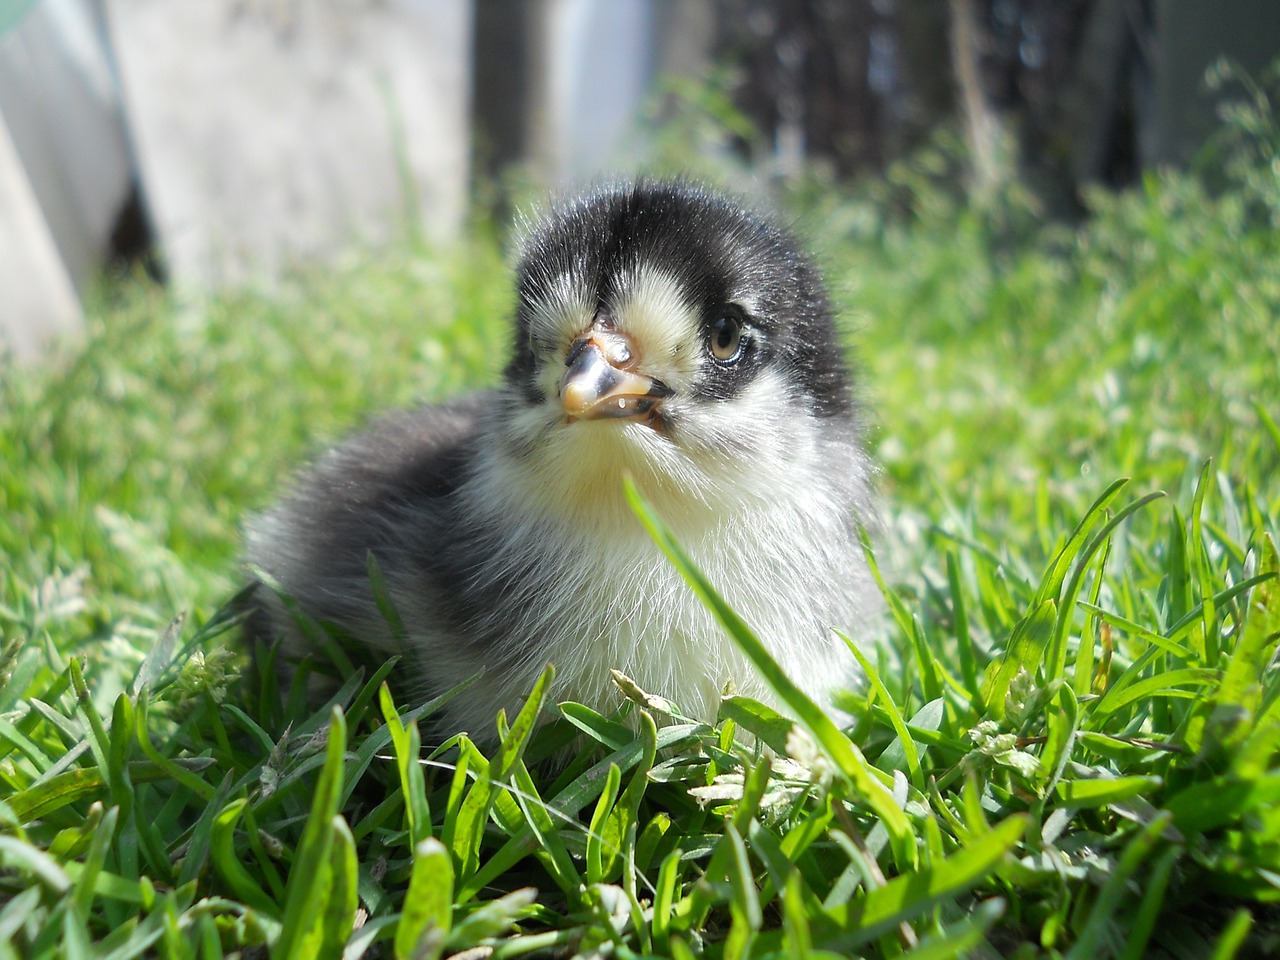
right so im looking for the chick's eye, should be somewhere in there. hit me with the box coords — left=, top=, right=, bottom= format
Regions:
left=709, top=312, right=745, bottom=363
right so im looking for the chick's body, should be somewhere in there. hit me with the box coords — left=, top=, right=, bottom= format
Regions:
left=246, top=181, right=879, bottom=739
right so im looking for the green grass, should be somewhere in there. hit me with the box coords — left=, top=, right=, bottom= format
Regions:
left=3, top=103, right=1280, bottom=956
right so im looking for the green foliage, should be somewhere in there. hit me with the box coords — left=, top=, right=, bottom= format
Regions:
left=0, top=232, right=509, bottom=645
left=3, top=81, right=1280, bottom=958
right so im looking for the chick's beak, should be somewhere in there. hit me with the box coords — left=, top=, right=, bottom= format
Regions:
left=560, top=330, right=672, bottom=422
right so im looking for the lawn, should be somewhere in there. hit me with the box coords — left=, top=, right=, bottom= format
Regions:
left=1, top=103, right=1279, bottom=956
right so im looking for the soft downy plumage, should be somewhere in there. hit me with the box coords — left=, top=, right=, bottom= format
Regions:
left=245, top=180, right=880, bottom=742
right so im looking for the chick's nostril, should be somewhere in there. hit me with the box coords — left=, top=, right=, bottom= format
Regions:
left=606, top=337, right=632, bottom=366
left=568, top=329, right=636, bottom=370
left=589, top=327, right=635, bottom=368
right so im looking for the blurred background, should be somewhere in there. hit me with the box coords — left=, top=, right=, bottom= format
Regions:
left=1, top=0, right=1278, bottom=361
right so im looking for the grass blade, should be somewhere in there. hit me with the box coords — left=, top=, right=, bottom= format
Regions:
left=273, top=706, right=348, bottom=959
left=396, top=837, right=453, bottom=960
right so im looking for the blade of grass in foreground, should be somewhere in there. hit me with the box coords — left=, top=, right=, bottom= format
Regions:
left=845, top=638, right=923, bottom=789
left=396, top=837, right=453, bottom=960
left=380, top=684, right=432, bottom=847
left=1045, top=490, right=1166, bottom=685
left=623, top=475, right=917, bottom=870
left=272, top=706, right=348, bottom=960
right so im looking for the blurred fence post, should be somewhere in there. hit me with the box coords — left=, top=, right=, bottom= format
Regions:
left=0, top=0, right=136, bottom=360
left=0, top=111, right=84, bottom=360
left=473, top=0, right=709, bottom=188
left=104, top=0, right=473, bottom=290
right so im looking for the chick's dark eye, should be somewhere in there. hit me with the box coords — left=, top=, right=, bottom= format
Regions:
left=709, top=311, right=745, bottom=364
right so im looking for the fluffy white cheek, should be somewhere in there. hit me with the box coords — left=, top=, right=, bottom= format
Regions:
left=667, top=370, right=818, bottom=495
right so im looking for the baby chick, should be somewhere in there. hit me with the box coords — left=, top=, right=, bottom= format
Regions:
left=245, top=180, right=879, bottom=739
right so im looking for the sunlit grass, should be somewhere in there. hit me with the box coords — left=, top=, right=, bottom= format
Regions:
left=2, top=111, right=1279, bottom=956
